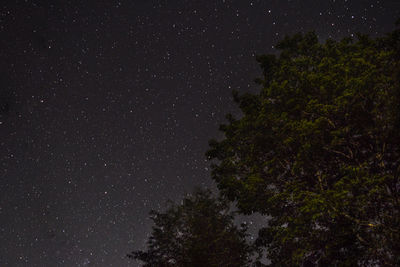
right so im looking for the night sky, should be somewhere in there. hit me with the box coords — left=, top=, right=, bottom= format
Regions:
left=1, top=0, right=399, bottom=266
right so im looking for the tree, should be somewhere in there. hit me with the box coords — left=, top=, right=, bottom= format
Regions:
left=128, top=189, right=253, bottom=267
left=207, top=28, right=400, bottom=266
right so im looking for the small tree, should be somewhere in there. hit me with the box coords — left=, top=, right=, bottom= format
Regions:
left=207, top=27, right=400, bottom=265
left=128, top=189, right=253, bottom=267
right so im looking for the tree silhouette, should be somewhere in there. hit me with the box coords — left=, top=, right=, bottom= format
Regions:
left=207, top=28, right=400, bottom=265
left=128, top=189, right=253, bottom=267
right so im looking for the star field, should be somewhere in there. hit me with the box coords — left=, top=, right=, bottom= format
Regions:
left=0, top=1, right=399, bottom=266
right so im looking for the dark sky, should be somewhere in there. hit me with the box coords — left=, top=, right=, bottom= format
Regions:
left=0, top=0, right=399, bottom=266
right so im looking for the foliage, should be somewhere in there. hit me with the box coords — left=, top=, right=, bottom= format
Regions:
left=128, top=189, right=253, bottom=267
left=207, top=28, right=400, bottom=266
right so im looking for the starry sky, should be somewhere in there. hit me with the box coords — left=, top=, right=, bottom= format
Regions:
left=0, top=0, right=399, bottom=266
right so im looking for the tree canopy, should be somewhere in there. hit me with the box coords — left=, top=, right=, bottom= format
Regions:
left=128, top=189, right=253, bottom=267
left=207, top=28, right=400, bottom=265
